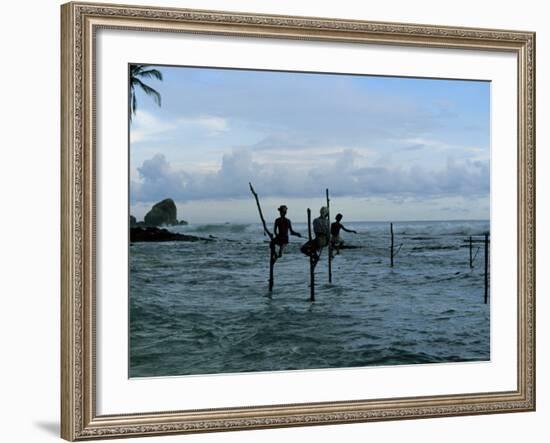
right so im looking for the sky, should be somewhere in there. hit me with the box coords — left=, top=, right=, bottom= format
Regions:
left=129, top=65, right=490, bottom=224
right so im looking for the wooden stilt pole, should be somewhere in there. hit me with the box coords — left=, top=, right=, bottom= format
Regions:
left=307, top=208, right=315, bottom=302
left=484, top=233, right=489, bottom=304
left=249, top=183, right=276, bottom=292
left=469, top=236, right=473, bottom=269
left=269, top=243, right=276, bottom=292
left=326, top=188, right=332, bottom=284
left=390, top=222, right=394, bottom=267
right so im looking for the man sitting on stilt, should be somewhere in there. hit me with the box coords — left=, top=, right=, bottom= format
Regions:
left=272, top=205, right=301, bottom=258
left=301, top=206, right=330, bottom=266
left=330, top=213, right=357, bottom=258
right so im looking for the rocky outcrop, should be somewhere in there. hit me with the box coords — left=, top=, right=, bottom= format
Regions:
left=144, top=199, right=178, bottom=226
left=130, top=227, right=213, bottom=243
left=131, top=199, right=189, bottom=227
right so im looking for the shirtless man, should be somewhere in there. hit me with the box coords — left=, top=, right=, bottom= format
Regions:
left=272, top=205, right=301, bottom=257
left=330, top=213, right=357, bottom=256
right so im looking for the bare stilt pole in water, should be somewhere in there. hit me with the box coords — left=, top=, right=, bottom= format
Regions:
left=469, top=236, right=473, bottom=268
left=326, top=188, right=332, bottom=284
left=390, top=222, right=394, bottom=267
left=307, top=208, right=315, bottom=302
left=249, top=182, right=276, bottom=292
left=268, top=246, right=276, bottom=292
left=388, top=223, right=403, bottom=267
left=484, top=233, right=489, bottom=304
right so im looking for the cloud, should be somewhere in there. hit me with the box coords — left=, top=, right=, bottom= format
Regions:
left=130, top=150, right=489, bottom=204
left=399, top=143, right=426, bottom=152
left=130, top=110, right=229, bottom=143
left=130, top=110, right=176, bottom=143
left=177, top=115, right=229, bottom=134
left=351, top=157, right=489, bottom=196
left=130, top=67, right=490, bottom=208
left=131, top=153, right=189, bottom=202
left=151, top=70, right=459, bottom=153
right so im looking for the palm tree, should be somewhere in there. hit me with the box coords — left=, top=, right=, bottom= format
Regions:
left=130, top=64, right=163, bottom=121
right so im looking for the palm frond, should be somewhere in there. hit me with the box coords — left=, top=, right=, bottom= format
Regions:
left=129, top=65, right=163, bottom=122
left=130, top=64, right=145, bottom=76
left=133, top=78, right=161, bottom=107
left=137, top=69, right=163, bottom=81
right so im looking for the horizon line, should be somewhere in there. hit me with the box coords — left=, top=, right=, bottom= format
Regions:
left=162, top=218, right=490, bottom=224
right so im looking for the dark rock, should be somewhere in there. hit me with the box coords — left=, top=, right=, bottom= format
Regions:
left=129, top=215, right=137, bottom=227
left=130, top=227, right=213, bottom=243
left=144, top=199, right=178, bottom=226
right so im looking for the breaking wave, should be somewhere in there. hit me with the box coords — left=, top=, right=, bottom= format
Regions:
left=179, top=223, right=252, bottom=234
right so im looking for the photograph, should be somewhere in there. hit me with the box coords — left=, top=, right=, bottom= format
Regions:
left=59, top=3, right=536, bottom=440
left=128, top=64, right=491, bottom=378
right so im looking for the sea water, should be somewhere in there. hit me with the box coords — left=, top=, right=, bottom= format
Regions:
left=129, top=220, right=490, bottom=377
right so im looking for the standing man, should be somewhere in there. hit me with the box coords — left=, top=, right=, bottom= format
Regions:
left=272, top=205, right=301, bottom=257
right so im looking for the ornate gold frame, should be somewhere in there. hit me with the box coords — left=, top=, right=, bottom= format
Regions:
left=61, top=2, right=536, bottom=440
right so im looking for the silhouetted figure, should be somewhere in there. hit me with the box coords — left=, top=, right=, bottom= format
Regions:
left=301, top=207, right=330, bottom=265
left=330, top=213, right=357, bottom=257
left=272, top=205, right=301, bottom=257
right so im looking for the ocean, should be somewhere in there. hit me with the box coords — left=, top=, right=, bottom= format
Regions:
left=129, top=220, right=490, bottom=378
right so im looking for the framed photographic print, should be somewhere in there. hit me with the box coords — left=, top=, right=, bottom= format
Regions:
left=61, top=1, right=536, bottom=440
